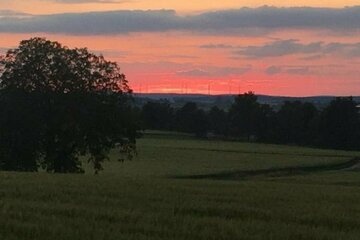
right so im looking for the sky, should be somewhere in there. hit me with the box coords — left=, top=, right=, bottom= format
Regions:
left=1, top=1, right=360, bottom=96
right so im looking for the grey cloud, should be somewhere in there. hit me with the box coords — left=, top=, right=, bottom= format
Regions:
left=160, top=54, right=198, bottom=59
left=0, top=10, right=181, bottom=34
left=235, top=40, right=360, bottom=58
left=1, top=6, right=360, bottom=35
left=285, top=66, right=310, bottom=75
left=176, top=69, right=209, bottom=77
left=235, top=39, right=322, bottom=58
left=91, top=49, right=128, bottom=58
left=0, top=10, right=32, bottom=19
left=265, top=65, right=345, bottom=76
left=199, top=44, right=236, bottom=49
left=265, top=65, right=311, bottom=75
left=189, top=6, right=360, bottom=32
left=265, top=66, right=282, bottom=75
left=300, top=54, right=324, bottom=60
left=328, top=43, right=360, bottom=57
left=176, top=66, right=252, bottom=78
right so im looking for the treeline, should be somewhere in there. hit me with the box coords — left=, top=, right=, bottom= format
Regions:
left=141, top=92, right=360, bottom=150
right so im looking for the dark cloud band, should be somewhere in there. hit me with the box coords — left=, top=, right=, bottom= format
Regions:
left=233, top=40, right=360, bottom=58
left=0, top=6, right=360, bottom=35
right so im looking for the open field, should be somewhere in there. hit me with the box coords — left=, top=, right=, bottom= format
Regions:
left=1, top=133, right=360, bottom=240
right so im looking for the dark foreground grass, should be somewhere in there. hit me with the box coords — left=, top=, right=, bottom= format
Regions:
left=1, top=134, right=360, bottom=240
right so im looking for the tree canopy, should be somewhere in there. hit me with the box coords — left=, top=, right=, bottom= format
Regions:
left=319, top=97, right=360, bottom=150
left=141, top=100, right=174, bottom=130
left=175, top=102, right=208, bottom=137
left=228, top=92, right=268, bottom=141
left=0, top=38, right=139, bottom=173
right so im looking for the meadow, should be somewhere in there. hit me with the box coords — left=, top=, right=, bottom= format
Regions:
left=1, top=132, right=360, bottom=240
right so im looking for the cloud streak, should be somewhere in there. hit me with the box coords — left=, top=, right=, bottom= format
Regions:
left=265, top=64, right=347, bottom=76
left=0, top=10, right=32, bottom=19
left=199, top=44, right=237, bottom=49
left=234, top=40, right=360, bottom=58
left=0, top=6, right=360, bottom=35
left=235, top=40, right=322, bottom=58
left=176, top=66, right=252, bottom=78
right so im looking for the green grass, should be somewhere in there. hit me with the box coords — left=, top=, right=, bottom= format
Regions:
left=1, top=133, right=360, bottom=240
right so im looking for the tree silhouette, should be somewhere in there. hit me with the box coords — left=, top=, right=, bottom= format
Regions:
left=142, top=100, right=174, bottom=130
left=176, top=102, right=208, bottom=137
left=228, top=92, right=264, bottom=141
left=208, top=106, right=227, bottom=136
left=0, top=38, right=139, bottom=173
left=274, top=101, right=318, bottom=145
left=319, top=97, right=360, bottom=150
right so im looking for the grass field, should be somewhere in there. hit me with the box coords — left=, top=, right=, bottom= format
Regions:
left=1, top=132, right=360, bottom=240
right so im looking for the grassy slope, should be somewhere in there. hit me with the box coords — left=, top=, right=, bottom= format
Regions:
left=1, top=134, right=360, bottom=240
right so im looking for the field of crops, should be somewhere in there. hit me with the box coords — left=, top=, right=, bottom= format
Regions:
left=1, top=132, right=360, bottom=240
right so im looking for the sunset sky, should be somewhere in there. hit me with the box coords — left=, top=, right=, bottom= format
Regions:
left=1, top=1, right=360, bottom=96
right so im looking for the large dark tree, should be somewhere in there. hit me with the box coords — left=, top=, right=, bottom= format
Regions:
left=0, top=38, right=139, bottom=173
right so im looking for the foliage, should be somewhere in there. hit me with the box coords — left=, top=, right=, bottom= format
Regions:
left=0, top=38, right=139, bottom=173
left=141, top=100, right=174, bottom=130
left=175, top=102, right=208, bottom=137
left=208, top=106, right=227, bottom=136
left=140, top=92, right=360, bottom=150
left=227, top=92, right=270, bottom=141
left=319, top=97, right=360, bottom=150
left=272, top=101, right=319, bottom=145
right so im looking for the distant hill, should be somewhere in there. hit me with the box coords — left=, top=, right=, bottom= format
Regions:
left=134, top=93, right=360, bottom=110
